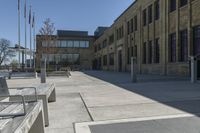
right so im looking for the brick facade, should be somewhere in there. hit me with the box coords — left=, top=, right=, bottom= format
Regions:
left=36, top=31, right=95, bottom=70
left=93, top=0, right=200, bottom=77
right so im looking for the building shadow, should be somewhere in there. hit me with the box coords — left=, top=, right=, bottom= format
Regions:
left=83, top=70, right=200, bottom=117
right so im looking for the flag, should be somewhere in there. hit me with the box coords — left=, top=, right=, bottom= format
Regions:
left=24, top=0, right=26, bottom=18
left=29, top=7, right=31, bottom=24
left=32, top=13, right=35, bottom=28
left=18, top=0, right=20, bottom=11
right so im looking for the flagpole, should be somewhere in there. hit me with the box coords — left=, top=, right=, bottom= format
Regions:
left=18, top=0, right=21, bottom=69
left=33, top=12, right=36, bottom=70
left=24, top=0, right=27, bottom=69
left=29, top=5, right=32, bottom=68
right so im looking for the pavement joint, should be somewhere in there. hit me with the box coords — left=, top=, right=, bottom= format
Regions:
left=79, top=93, right=94, bottom=121
left=86, top=97, right=200, bottom=108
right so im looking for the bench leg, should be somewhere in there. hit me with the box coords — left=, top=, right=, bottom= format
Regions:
left=48, top=88, right=56, bottom=102
left=29, top=110, right=45, bottom=133
left=39, top=95, right=49, bottom=127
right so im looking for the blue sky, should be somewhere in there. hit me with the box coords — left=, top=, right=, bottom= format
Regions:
left=0, top=0, right=133, bottom=48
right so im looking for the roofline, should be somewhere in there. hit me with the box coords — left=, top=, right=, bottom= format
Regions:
left=36, top=34, right=95, bottom=38
left=114, top=0, right=137, bottom=22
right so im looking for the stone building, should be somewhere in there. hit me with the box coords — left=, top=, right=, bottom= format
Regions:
left=36, top=30, right=94, bottom=70
left=93, top=0, right=200, bottom=78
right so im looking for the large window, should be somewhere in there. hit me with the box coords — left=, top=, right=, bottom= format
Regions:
left=103, top=55, right=107, bottom=66
left=169, top=0, right=176, bottom=12
left=94, top=45, right=97, bottom=52
left=148, top=41, right=153, bottom=64
left=127, top=21, right=130, bottom=35
left=169, top=33, right=176, bottom=62
left=155, top=0, right=160, bottom=20
left=42, top=40, right=89, bottom=48
left=180, top=0, right=187, bottom=7
left=131, top=18, right=134, bottom=33
left=131, top=46, right=134, bottom=57
left=68, top=41, right=73, bottom=47
left=109, top=53, right=114, bottom=65
left=80, top=41, right=87, bottom=48
left=42, top=41, right=47, bottom=47
left=109, top=34, right=114, bottom=44
left=98, top=43, right=101, bottom=50
left=74, top=41, right=79, bottom=48
left=134, top=45, right=137, bottom=58
left=194, top=26, right=200, bottom=56
left=42, top=41, right=57, bottom=47
left=127, top=47, right=130, bottom=64
left=143, top=42, right=147, bottom=64
left=61, top=40, right=67, bottom=47
left=102, top=39, right=107, bottom=48
left=48, top=54, right=55, bottom=63
left=180, top=30, right=188, bottom=62
left=116, top=26, right=124, bottom=40
left=134, top=16, right=137, bottom=31
left=154, top=38, right=160, bottom=63
left=44, top=54, right=80, bottom=65
left=143, top=9, right=147, bottom=26
left=86, top=41, right=89, bottom=48
left=148, top=5, right=153, bottom=24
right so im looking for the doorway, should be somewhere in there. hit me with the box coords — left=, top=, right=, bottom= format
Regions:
left=118, top=50, right=122, bottom=72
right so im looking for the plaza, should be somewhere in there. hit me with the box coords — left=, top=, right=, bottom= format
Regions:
left=6, top=71, right=200, bottom=133
left=1, top=0, right=200, bottom=132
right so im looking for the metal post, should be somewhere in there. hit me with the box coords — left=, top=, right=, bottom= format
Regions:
left=24, top=0, right=27, bottom=69
left=33, top=12, right=36, bottom=70
left=18, top=0, right=21, bottom=69
left=29, top=6, right=32, bottom=68
left=40, top=59, right=46, bottom=83
left=131, top=57, right=137, bottom=83
left=191, top=56, right=197, bottom=83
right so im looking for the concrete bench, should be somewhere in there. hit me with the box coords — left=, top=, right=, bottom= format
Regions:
left=0, top=71, right=12, bottom=79
left=10, top=72, right=38, bottom=79
left=0, top=77, right=56, bottom=126
left=0, top=96, right=45, bottom=133
left=47, top=71, right=71, bottom=77
left=0, top=72, right=37, bottom=79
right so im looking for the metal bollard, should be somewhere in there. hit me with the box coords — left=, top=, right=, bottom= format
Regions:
left=40, top=59, right=46, bottom=83
left=131, top=57, right=137, bottom=83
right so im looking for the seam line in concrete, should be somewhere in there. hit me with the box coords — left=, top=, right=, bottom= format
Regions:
left=87, top=97, right=200, bottom=108
left=79, top=93, right=94, bottom=121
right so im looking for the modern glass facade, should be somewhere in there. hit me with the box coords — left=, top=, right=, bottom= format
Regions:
left=42, top=53, right=80, bottom=65
left=42, top=40, right=89, bottom=48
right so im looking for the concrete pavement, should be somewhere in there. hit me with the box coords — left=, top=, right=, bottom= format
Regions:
left=6, top=71, right=200, bottom=133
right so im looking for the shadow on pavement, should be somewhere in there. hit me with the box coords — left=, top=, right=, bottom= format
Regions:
left=83, top=70, right=200, bottom=117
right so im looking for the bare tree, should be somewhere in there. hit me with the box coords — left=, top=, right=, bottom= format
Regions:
left=0, top=39, right=15, bottom=65
left=39, top=18, right=56, bottom=69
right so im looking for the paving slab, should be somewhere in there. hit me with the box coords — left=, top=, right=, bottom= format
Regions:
left=87, top=99, right=200, bottom=121
left=45, top=93, right=91, bottom=132
left=89, top=116, right=200, bottom=133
